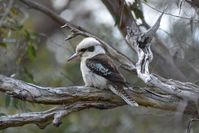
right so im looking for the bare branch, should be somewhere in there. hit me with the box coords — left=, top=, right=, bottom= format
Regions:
left=0, top=75, right=179, bottom=110
left=142, top=1, right=199, bottom=23
left=0, top=103, right=116, bottom=130
left=145, top=11, right=164, bottom=38
left=19, top=0, right=135, bottom=71
left=126, top=13, right=199, bottom=103
left=102, top=0, right=187, bottom=81
left=0, top=75, right=122, bottom=105
left=0, top=74, right=198, bottom=129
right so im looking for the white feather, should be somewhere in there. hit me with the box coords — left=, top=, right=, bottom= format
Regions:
left=81, top=58, right=107, bottom=89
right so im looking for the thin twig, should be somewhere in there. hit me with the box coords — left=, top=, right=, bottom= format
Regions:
left=186, top=118, right=199, bottom=133
left=119, top=0, right=125, bottom=27
left=19, top=0, right=136, bottom=71
left=142, top=1, right=199, bottom=22
left=178, top=0, right=185, bottom=14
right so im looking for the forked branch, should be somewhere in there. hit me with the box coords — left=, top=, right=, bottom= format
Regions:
left=126, top=13, right=199, bottom=105
left=0, top=73, right=198, bottom=129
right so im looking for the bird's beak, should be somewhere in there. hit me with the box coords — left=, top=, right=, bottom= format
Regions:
left=67, top=52, right=80, bottom=62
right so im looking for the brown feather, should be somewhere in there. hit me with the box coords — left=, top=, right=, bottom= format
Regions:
left=86, top=54, right=126, bottom=85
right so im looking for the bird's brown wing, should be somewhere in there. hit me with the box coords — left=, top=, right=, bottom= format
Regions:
left=86, top=54, right=138, bottom=107
left=86, top=54, right=126, bottom=85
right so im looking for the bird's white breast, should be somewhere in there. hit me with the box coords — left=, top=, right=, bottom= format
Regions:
left=80, top=58, right=107, bottom=89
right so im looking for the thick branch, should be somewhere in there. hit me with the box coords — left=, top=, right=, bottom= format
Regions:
left=0, top=75, right=122, bottom=105
left=0, top=74, right=198, bottom=129
left=0, top=75, right=178, bottom=110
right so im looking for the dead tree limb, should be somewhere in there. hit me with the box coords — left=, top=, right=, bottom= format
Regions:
left=0, top=102, right=118, bottom=130
left=101, top=0, right=187, bottom=81
left=0, top=72, right=198, bottom=129
left=126, top=13, right=199, bottom=102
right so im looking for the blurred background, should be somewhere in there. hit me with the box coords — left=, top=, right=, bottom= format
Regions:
left=0, top=0, right=199, bottom=133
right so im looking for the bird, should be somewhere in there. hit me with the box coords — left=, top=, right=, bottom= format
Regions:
left=67, top=37, right=138, bottom=107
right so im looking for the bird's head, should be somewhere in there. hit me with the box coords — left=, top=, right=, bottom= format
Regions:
left=67, top=37, right=105, bottom=61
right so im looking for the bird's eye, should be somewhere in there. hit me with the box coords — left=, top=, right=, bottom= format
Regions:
left=87, top=46, right=95, bottom=52
left=79, top=48, right=87, bottom=52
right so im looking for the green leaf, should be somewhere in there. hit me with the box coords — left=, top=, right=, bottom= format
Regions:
left=24, top=30, right=39, bottom=41
left=29, top=32, right=39, bottom=40
left=0, top=42, right=7, bottom=48
left=27, top=43, right=36, bottom=60
left=24, top=30, right=31, bottom=40
left=15, top=24, right=24, bottom=30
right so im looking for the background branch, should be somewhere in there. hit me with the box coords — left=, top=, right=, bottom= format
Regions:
left=0, top=102, right=117, bottom=130
left=19, top=0, right=136, bottom=71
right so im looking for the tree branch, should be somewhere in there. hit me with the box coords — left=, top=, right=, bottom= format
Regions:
left=0, top=75, right=122, bottom=105
left=0, top=102, right=117, bottom=130
left=0, top=74, right=198, bottom=129
left=101, top=0, right=187, bottom=81
left=19, top=0, right=136, bottom=71
left=0, top=75, right=176, bottom=109
left=126, top=13, right=199, bottom=109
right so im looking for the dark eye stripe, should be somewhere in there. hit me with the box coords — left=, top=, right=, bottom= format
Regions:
left=80, top=48, right=87, bottom=52
left=79, top=46, right=95, bottom=53
left=87, top=46, right=94, bottom=52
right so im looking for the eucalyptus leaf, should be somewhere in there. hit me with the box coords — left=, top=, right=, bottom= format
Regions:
left=27, top=43, right=36, bottom=60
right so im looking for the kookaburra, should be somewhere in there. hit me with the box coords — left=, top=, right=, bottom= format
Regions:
left=67, top=37, right=138, bottom=107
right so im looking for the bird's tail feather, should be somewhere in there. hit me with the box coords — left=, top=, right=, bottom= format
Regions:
left=109, top=85, right=138, bottom=107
